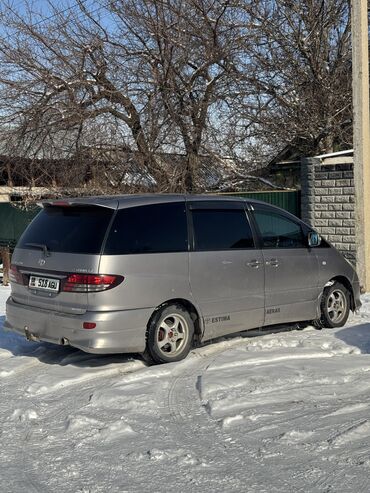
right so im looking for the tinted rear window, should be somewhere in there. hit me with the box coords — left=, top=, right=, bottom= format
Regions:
left=104, top=202, right=188, bottom=254
left=18, top=206, right=113, bottom=254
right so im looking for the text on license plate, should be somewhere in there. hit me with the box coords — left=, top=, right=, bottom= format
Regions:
left=29, top=276, right=60, bottom=292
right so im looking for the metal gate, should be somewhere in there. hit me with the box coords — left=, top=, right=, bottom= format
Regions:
left=0, top=203, right=40, bottom=247
left=219, top=190, right=301, bottom=218
left=0, top=190, right=302, bottom=249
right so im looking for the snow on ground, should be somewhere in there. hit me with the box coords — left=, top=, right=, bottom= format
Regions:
left=1, top=286, right=370, bottom=492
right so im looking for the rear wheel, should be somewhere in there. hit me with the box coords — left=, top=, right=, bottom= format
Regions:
left=145, top=304, right=194, bottom=364
left=318, top=282, right=350, bottom=328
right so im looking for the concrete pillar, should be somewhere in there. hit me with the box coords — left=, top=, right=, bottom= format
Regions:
left=300, top=157, right=317, bottom=226
left=352, top=0, right=370, bottom=289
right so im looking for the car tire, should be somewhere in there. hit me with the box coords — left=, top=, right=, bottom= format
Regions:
left=318, top=281, right=350, bottom=329
left=145, top=304, right=194, bottom=364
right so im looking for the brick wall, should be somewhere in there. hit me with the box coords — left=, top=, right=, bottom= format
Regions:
left=301, top=157, right=356, bottom=261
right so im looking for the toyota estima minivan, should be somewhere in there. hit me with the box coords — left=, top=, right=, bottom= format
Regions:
left=5, top=194, right=361, bottom=364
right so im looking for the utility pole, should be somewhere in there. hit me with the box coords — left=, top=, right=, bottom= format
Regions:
left=352, top=0, right=370, bottom=290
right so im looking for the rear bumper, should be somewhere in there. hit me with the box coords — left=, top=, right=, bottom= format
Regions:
left=4, top=297, right=152, bottom=354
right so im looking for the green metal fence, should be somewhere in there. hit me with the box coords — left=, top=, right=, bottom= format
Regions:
left=0, top=190, right=301, bottom=248
left=0, top=203, right=40, bottom=247
left=219, top=190, right=301, bottom=218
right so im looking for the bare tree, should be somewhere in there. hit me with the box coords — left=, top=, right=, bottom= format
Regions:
left=236, top=0, right=352, bottom=158
left=0, top=0, right=173, bottom=190
left=0, top=0, right=353, bottom=194
left=0, top=0, right=260, bottom=192
left=113, top=0, right=253, bottom=191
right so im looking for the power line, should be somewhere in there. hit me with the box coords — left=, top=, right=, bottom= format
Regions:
left=25, top=0, right=93, bottom=29
left=0, top=0, right=108, bottom=38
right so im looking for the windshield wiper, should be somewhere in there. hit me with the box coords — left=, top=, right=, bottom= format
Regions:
left=24, top=243, right=51, bottom=257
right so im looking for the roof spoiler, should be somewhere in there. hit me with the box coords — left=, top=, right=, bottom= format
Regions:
left=39, top=198, right=119, bottom=209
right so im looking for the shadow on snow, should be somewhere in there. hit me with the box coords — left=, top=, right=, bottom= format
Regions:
left=0, top=314, right=145, bottom=369
left=335, top=322, right=370, bottom=354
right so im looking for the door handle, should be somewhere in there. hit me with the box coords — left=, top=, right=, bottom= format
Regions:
left=246, top=260, right=262, bottom=268
left=266, top=258, right=279, bottom=267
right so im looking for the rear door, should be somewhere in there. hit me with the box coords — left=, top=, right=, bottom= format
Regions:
left=188, top=201, right=265, bottom=340
left=11, top=204, right=115, bottom=314
left=250, top=203, right=320, bottom=325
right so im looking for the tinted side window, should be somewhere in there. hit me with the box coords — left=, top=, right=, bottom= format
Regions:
left=253, top=207, right=306, bottom=249
left=104, top=202, right=188, bottom=254
left=192, top=209, right=254, bottom=251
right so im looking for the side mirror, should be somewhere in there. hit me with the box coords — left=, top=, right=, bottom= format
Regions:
left=308, top=231, right=321, bottom=248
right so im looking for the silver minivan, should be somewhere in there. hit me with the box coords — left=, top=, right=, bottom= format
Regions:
left=5, top=194, right=361, bottom=363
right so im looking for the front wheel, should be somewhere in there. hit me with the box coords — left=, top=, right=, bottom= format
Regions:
left=318, top=282, right=350, bottom=328
left=145, top=304, right=194, bottom=364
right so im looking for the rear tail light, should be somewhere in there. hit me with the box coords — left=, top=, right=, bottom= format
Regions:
left=63, top=274, right=123, bottom=292
left=9, top=265, right=24, bottom=284
left=83, top=322, right=96, bottom=329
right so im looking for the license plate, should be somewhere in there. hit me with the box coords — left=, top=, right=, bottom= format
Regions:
left=29, top=275, right=60, bottom=292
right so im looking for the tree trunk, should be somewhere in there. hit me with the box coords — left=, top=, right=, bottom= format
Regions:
left=0, top=246, right=11, bottom=286
left=184, top=152, right=199, bottom=193
left=6, top=163, right=13, bottom=187
left=131, top=122, right=170, bottom=192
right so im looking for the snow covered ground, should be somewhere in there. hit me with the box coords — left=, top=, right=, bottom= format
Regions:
left=1, top=286, right=370, bottom=492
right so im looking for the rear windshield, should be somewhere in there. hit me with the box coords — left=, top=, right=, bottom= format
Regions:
left=18, top=206, right=113, bottom=255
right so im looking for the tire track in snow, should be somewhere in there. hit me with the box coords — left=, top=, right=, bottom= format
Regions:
left=167, top=336, right=370, bottom=493
left=166, top=347, right=295, bottom=492
left=0, top=351, right=134, bottom=492
left=0, top=370, right=52, bottom=492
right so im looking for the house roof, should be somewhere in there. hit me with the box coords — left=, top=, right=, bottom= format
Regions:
left=314, top=149, right=353, bottom=165
left=315, top=149, right=353, bottom=159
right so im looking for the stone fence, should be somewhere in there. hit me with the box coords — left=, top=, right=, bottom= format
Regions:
left=300, top=155, right=356, bottom=262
